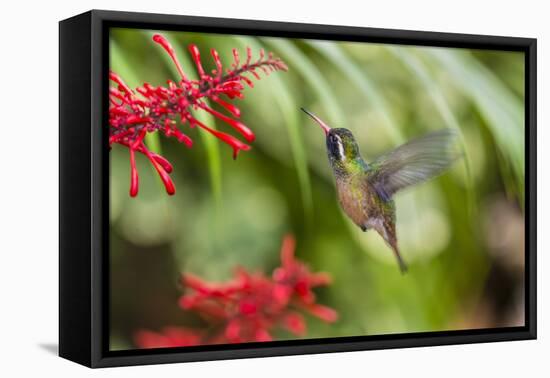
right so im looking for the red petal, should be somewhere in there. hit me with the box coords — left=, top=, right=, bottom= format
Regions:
left=308, top=272, right=332, bottom=287
left=254, top=328, right=273, bottom=342
left=150, top=152, right=173, bottom=174
left=134, top=330, right=168, bottom=349
left=225, top=320, right=241, bottom=343
left=212, top=97, right=241, bottom=118
left=188, top=44, right=206, bottom=78
left=239, top=301, right=257, bottom=315
left=141, top=143, right=176, bottom=195
left=152, top=34, right=188, bottom=82
left=198, top=103, right=254, bottom=142
left=188, top=116, right=251, bottom=159
left=232, top=48, right=240, bottom=67
left=280, top=234, right=296, bottom=267
left=129, top=148, right=138, bottom=197
left=134, top=327, right=201, bottom=349
left=210, top=48, right=223, bottom=77
left=109, top=70, right=133, bottom=95
left=183, top=273, right=214, bottom=294
left=283, top=312, right=306, bottom=336
left=305, top=304, right=338, bottom=323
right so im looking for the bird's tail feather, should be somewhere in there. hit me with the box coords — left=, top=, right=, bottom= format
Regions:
left=392, top=246, right=408, bottom=274
left=375, top=221, right=408, bottom=274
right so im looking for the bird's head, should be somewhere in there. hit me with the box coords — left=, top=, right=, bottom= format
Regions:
left=301, top=108, right=361, bottom=164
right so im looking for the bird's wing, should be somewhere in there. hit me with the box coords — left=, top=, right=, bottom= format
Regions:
left=367, top=129, right=460, bottom=201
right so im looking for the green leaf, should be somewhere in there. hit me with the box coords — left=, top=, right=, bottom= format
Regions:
left=237, top=36, right=314, bottom=225
left=305, top=40, right=405, bottom=144
left=262, top=38, right=346, bottom=126
left=425, top=49, right=525, bottom=203
left=387, top=46, right=477, bottom=217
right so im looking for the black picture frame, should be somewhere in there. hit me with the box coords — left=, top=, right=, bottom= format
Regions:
left=59, top=9, right=537, bottom=368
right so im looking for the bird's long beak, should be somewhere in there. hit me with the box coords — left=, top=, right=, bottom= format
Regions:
left=301, top=108, right=331, bottom=135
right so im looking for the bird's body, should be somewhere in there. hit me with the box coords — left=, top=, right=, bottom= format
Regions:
left=333, top=160, right=406, bottom=271
left=302, top=108, right=459, bottom=273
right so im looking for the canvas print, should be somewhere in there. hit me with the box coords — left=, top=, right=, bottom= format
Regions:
left=108, top=27, right=525, bottom=351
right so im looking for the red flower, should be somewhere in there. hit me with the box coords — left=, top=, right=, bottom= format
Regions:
left=180, top=270, right=284, bottom=343
left=134, top=327, right=202, bottom=349
left=184, top=235, right=337, bottom=345
left=109, top=34, right=288, bottom=197
left=272, top=235, right=338, bottom=322
left=134, top=235, right=337, bottom=348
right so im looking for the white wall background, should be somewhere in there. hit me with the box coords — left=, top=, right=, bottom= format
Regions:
left=0, top=0, right=546, bottom=376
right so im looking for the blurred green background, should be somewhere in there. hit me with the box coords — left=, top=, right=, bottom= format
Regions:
left=109, top=28, right=525, bottom=350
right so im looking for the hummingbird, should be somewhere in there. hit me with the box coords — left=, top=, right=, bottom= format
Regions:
left=301, top=108, right=460, bottom=273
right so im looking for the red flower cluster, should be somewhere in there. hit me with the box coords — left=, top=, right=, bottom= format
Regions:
left=134, top=327, right=202, bottom=349
left=134, top=235, right=337, bottom=348
left=109, top=34, right=288, bottom=197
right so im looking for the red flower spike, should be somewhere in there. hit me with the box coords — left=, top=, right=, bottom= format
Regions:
left=182, top=273, right=216, bottom=295
left=198, top=103, right=254, bottom=142
left=109, top=70, right=133, bottom=95
left=172, top=129, right=193, bottom=148
left=129, top=148, right=139, bottom=197
left=141, top=145, right=176, bottom=195
left=309, top=272, right=333, bottom=286
left=189, top=116, right=251, bottom=159
left=178, top=295, right=228, bottom=319
left=232, top=48, right=240, bottom=67
left=280, top=234, right=296, bottom=266
left=272, top=234, right=337, bottom=310
left=283, top=312, right=306, bottom=336
left=239, top=301, right=258, bottom=315
left=240, top=75, right=255, bottom=88
left=246, top=46, right=252, bottom=65
left=188, top=44, right=206, bottom=78
left=130, top=129, right=147, bottom=150
left=118, top=140, right=174, bottom=177
left=152, top=34, right=188, bottom=82
left=210, top=48, right=223, bottom=78
left=126, top=115, right=153, bottom=125
left=212, top=96, right=241, bottom=118
left=134, top=327, right=202, bottom=349
left=302, top=303, right=339, bottom=323
left=225, top=320, right=241, bottom=343
left=249, top=69, right=261, bottom=80
left=110, top=34, right=287, bottom=197
left=142, top=235, right=337, bottom=347
left=254, top=329, right=273, bottom=342
left=150, top=152, right=173, bottom=174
